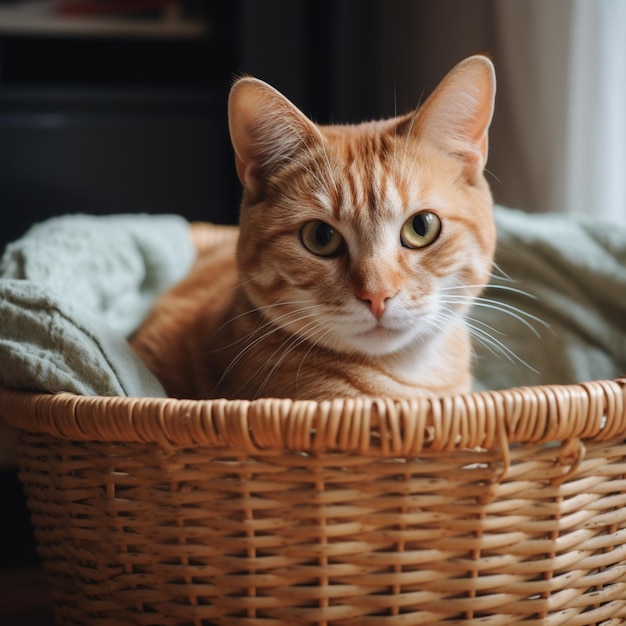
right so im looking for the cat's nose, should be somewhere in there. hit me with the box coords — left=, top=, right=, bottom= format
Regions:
left=357, top=290, right=397, bottom=321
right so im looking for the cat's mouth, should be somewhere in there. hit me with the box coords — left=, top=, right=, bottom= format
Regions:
left=348, top=320, right=418, bottom=356
left=324, top=307, right=430, bottom=356
left=357, top=322, right=397, bottom=337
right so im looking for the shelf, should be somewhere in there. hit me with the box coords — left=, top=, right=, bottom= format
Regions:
left=0, top=1, right=208, bottom=39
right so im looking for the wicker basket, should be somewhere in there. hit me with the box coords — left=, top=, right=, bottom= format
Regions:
left=2, top=380, right=626, bottom=625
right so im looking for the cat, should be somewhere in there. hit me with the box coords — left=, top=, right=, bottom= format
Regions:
left=130, top=55, right=497, bottom=400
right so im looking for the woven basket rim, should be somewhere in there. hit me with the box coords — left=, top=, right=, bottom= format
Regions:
left=1, top=378, right=625, bottom=455
left=2, top=224, right=625, bottom=454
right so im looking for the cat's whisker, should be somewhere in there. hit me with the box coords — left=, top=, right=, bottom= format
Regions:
left=416, top=309, right=469, bottom=353
left=207, top=299, right=319, bottom=350
left=232, top=268, right=291, bottom=294
left=232, top=316, right=327, bottom=399
left=392, top=85, right=399, bottom=177
left=440, top=283, right=537, bottom=300
left=438, top=305, right=540, bottom=374
left=283, top=154, right=327, bottom=190
left=484, top=167, right=501, bottom=185
left=397, top=107, right=420, bottom=176
left=279, top=124, right=340, bottom=200
left=462, top=313, right=507, bottom=337
left=234, top=271, right=282, bottom=291
left=210, top=306, right=321, bottom=371
left=215, top=325, right=294, bottom=395
left=483, top=285, right=539, bottom=301
left=441, top=294, right=548, bottom=337
left=256, top=319, right=320, bottom=381
left=214, top=304, right=320, bottom=363
left=316, top=140, right=341, bottom=199
left=490, top=261, right=513, bottom=282
left=465, top=320, right=541, bottom=374
left=234, top=275, right=258, bottom=290
left=443, top=282, right=550, bottom=331
left=296, top=327, right=334, bottom=390
left=252, top=319, right=327, bottom=398
left=213, top=306, right=325, bottom=394
left=472, top=297, right=549, bottom=335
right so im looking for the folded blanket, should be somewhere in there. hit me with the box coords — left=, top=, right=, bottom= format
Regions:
left=473, top=207, right=626, bottom=389
left=0, top=214, right=195, bottom=397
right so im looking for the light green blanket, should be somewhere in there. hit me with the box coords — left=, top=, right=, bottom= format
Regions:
left=0, top=208, right=624, bottom=397
left=473, top=207, right=626, bottom=389
left=0, top=214, right=195, bottom=397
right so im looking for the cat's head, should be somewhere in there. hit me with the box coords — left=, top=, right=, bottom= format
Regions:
left=228, top=56, right=496, bottom=358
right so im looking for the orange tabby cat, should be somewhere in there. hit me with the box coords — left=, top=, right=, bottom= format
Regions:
left=131, top=55, right=497, bottom=400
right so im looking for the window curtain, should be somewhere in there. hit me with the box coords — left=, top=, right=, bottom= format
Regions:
left=563, top=0, right=626, bottom=223
left=493, top=0, right=626, bottom=222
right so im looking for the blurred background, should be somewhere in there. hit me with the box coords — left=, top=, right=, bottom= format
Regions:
left=0, top=0, right=625, bottom=621
left=1, top=0, right=625, bottom=256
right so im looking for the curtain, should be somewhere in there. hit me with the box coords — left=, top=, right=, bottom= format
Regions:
left=493, top=0, right=626, bottom=221
left=563, top=0, right=626, bottom=223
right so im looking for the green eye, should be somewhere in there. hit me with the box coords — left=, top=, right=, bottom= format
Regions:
left=401, top=211, right=441, bottom=249
left=300, top=220, right=344, bottom=257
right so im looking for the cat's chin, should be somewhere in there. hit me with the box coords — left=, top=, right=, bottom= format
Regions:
left=333, top=324, right=425, bottom=358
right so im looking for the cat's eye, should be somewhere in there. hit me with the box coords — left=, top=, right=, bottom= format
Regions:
left=400, top=211, right=442, bottom=249
left=300, top=220, right=344, bottom=257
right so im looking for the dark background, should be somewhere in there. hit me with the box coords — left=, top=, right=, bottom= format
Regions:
left=0, top=0, right=240, bottom=252
left=0, top=0, right=380, bottom=252
left=0, top=0, right=500, bottom=252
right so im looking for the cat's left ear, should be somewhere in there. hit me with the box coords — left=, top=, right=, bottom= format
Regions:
left=412, top=55, right=496, bottom=181
left=228, top=77, right=322, bottom=195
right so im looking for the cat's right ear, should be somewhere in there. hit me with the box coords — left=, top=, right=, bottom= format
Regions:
left=228, top=77, right=322, bottom=195
left=410, top=55, right=496, bottom=183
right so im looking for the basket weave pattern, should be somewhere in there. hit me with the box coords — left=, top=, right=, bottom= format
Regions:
left=2, top=380, right=626, bottom=624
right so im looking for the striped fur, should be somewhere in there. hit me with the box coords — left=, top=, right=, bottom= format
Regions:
left=131, top=56, right=497, bottom=400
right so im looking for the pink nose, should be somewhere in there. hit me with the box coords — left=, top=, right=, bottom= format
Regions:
left=357, top=290, right=397, bottom=321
